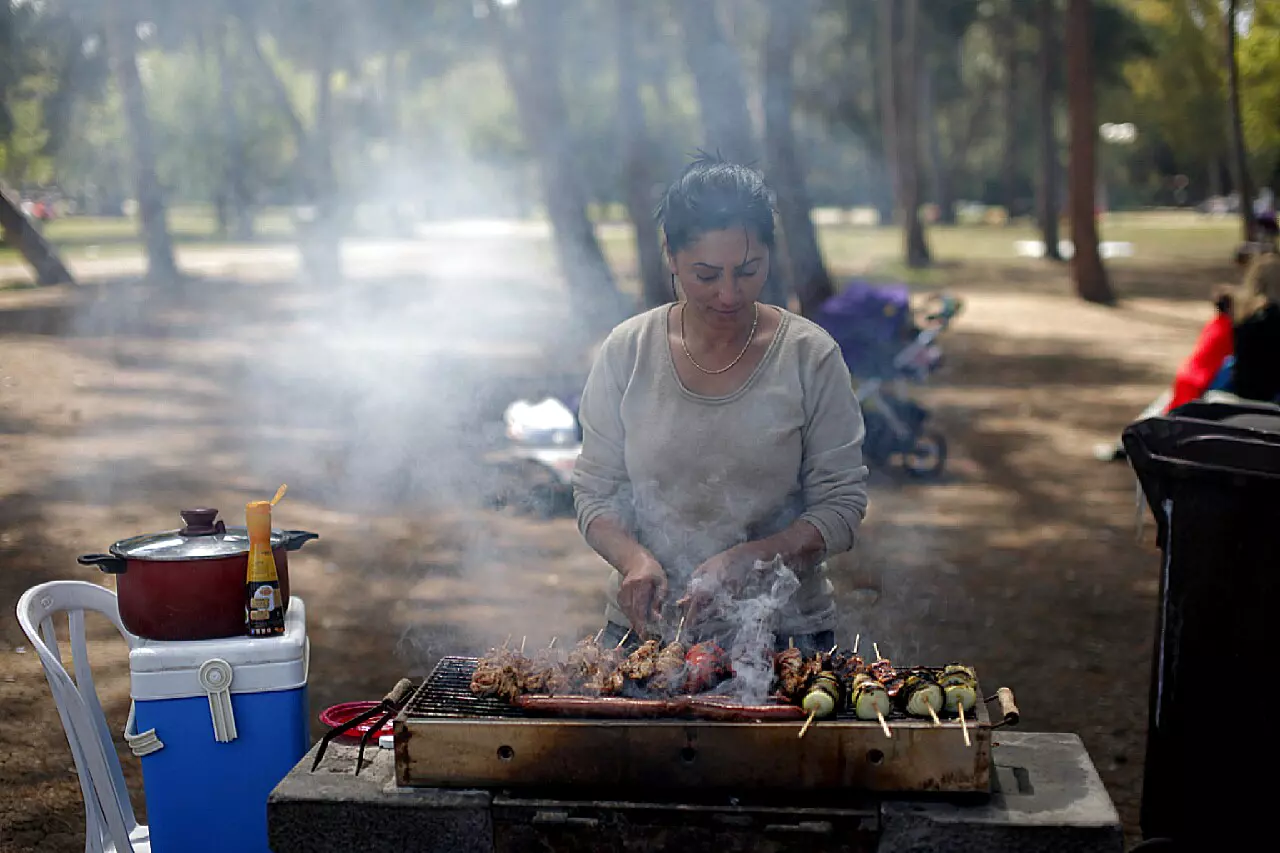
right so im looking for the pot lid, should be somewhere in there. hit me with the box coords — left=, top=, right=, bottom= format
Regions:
left=109, top=508, right=288, bottom=561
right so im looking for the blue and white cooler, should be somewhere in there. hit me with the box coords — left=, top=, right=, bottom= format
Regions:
left=126, top=597, right=310, bottom=853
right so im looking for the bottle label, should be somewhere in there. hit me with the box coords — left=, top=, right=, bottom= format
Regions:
left=246, top=581, right=285, bottom=636
left=245, top=547, right=285, bottom=636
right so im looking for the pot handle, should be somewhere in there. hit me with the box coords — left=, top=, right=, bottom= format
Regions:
left=79, top=553, right=128, bottom=574
left=281, top=530, right=320, bottom=551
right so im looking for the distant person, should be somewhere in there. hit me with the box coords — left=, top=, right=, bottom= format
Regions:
left=1225, top=255, right=1280, bottom=405
left=1235, top=213, right=1279, bottom=266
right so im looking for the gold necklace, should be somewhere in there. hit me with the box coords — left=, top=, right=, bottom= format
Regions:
left=680, top=302, right=759, bottom=375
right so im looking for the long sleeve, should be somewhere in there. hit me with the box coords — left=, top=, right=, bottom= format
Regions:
left=572, top=333, right=634, bottom=537
left=797, top=345, right=869, bottom=556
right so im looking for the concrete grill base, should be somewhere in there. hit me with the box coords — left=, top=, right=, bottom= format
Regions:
left=268, top=731, right=1123, bottom=853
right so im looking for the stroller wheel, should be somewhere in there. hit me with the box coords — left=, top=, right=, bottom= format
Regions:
left=902, top=432, right=947, bottom=478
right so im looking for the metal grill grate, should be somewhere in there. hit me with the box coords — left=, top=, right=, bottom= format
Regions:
left=403, top=656, right=961, bottom=722
left=404, top=656, right=539, bottom=719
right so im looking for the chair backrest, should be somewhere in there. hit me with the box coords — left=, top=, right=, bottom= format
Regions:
left=16, top=581, right=140, bottom=853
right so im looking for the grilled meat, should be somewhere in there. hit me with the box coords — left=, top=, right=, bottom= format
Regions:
left=648, top=642, right=687, bottom=694
left=774, top=647, right=808, bottom=699
left=470, top=646, right=524, bottom=703
left=618, top=639, right=662, bottom=683
left=868, top=658, right=896, bottom=683
left=685, top=641, right=731, bottom=693
left=520, top=647, right=567, bottom=694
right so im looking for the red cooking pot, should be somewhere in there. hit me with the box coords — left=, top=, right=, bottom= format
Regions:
left=78, top=508, right=319, bottom=641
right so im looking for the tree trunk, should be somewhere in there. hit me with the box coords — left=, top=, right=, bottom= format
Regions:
left=105, top=3, right=178, bottom=282
left=876, top=2, right=901, bottom=223
left=764, top=0, right=832, bottom=317
left=212, top=19, right=252, bottom=240
left=922, top=61, right=955, bottom=225
left=1001, top=5, right=1019, bottom=223
left=616, top=0, right=668, bottom=310
left=677, top=0, right=760, bottom=165
left=1037, top=0, right=1062, bottom=260
left=898, top=0, right=931, bottom=267
left=0, top=189, right=74, bottom=285
left=1226, top=0, right=1255, bottom=242
left=299, top=35, right=343, bottom=285
left=489, top=0, right=624, bottom=333
left=1065, top=0, right=1113, bottom=304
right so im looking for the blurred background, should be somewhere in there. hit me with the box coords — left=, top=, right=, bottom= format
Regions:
left=1, top=1, right=1276, bottom=849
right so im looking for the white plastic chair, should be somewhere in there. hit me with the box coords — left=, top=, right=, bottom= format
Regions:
left=16, top=580, right=150, bottom=853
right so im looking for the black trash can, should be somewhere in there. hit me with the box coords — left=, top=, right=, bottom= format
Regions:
left=1123, top=402, right=1280, bottom=848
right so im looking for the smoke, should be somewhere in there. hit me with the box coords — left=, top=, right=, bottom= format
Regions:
left=713, top=556, right=801, bottom=705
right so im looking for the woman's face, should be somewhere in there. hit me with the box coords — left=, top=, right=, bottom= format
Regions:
left=671, top=227, right=771, bottom=331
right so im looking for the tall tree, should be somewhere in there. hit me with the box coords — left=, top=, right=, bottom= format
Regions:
left=1037, top=0, right=1062, bottom=260
left=1226, top=0, right=1255, bottom=242
left=1066, top=0, right=1113, bottom=304
left=764, top=0, right=833, bottom=316
left=999, top=1, right=1020, bottom=222
left=616, top=0, right=667, bottom=310
left=487, top=0, right=624, bottom=333
left=104, top=1, right=178, bottom=281
left=677, top=0, right=760, bottom=166
left=881, top=0, right=931, bottom=267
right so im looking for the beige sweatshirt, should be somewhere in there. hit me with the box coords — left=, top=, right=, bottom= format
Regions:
left=573, top=305, right=869, bottom=638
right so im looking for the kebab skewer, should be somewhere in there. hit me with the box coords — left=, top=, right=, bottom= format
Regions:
left=939, top=663, right=978, bottom=746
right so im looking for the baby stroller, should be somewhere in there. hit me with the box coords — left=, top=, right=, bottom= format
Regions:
left=814, top=281, right=963, bottom=478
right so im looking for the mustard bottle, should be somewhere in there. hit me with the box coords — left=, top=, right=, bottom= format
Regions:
left=244, top=498, right=286, bottom=637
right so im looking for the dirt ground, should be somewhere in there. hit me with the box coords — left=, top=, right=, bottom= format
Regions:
left=0, top=248, right=1229, bottom=851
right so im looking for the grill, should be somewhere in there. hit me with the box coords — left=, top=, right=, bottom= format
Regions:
left=393, top=657, right=1004, bottom=794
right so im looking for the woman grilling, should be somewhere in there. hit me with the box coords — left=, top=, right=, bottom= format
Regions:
left=572, top=153, right=869, bottom=656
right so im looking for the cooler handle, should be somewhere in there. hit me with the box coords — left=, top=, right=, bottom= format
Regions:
left=123, top=701, right=164, bottom=757
left=199, top=659, right=238, bottom=743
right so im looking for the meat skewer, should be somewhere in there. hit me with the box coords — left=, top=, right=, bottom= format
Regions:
left=648, top=640, right=687, bottom=694
left=685, top=641, right=731, bottom=694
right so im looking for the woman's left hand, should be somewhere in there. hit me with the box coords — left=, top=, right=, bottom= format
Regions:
left=678, top=544, right=760, bottom=624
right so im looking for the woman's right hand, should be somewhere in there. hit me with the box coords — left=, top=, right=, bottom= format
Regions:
left=618, top=552, right=668, bottom=633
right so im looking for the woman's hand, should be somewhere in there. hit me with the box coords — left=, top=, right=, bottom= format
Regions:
left=618, top=552, right=668, bottom=633
left=679, top=544, right=760, bottom=626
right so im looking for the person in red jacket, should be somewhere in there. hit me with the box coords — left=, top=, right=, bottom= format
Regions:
left=1168, top=287, right=1235, bottom=409
left=1096, top=286, right=1235, bottom=461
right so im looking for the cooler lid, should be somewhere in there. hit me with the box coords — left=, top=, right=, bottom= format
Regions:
left=129, top=598, right=308, bottom=700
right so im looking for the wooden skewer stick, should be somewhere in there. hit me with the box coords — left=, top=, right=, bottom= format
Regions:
left=876, top=709, right=892, bottom=739
left=927, top=705, right=941, bottom=727
left=873, top=642, right=883, bottom=662
left=799, top=711, right=817, bottom=739
left=548, top=637, right=557, bottom=649
left=853, top=634, right=861, bottom=655
left=616, top=629, right=632, bottom=650
left=828, top=644, right=838, bottom=656
left=674, top=614, right=686, bottom=645
left=593, top=628, right=605, bottom=644
left=503, top=635, right=512, bottom=649
left=959, top=704, right=971, bottom=747
left=788, top=636, right=795, bottom=649
left=520, top=636, right=527, bottom=655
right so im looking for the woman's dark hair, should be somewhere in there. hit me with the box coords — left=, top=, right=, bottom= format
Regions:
left=655, top=151, right=777, bottom=256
